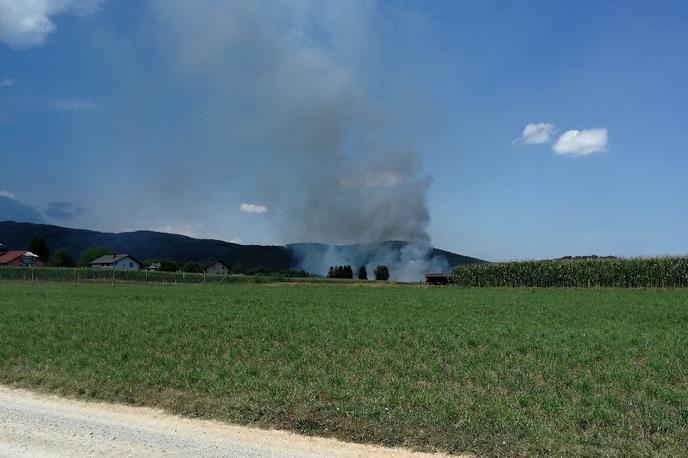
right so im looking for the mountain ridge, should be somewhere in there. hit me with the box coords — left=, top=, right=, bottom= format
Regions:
left=0, top=221, right=485, bottom=272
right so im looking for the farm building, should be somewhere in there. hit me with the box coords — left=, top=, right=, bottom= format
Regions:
left=202, top=260, right=230, bottom=275
left=425, top=273, right=451, bottom=285
left=89, top=254, right=141, bottom=270
left=0, top=251, right=44, bottom=267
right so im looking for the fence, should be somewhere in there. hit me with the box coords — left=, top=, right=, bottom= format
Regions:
left=0, top=266, right=286, bottom=286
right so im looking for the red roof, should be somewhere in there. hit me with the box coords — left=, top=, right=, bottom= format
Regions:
left=0, top=251, right=26, bottom=264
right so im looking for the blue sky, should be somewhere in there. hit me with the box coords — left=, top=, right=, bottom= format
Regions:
left=0, top=0, right=686, bottom=261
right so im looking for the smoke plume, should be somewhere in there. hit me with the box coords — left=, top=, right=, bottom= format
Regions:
left=145, top=1, right=446, bottom=280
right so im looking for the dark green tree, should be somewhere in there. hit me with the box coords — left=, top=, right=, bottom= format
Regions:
left=47, top=248, right=75, bottom=267
left=357, top=265, right=368, bottom=280
left=327, top=265, right=354, bottom=279
left=80, top=247, right=114, bottom=267
left=374, top=265, right=390, bottom=281
left=29, top=237, right=49, bottom=260
left=182, top=261, right=203, bottom=273
left=159, top=260, right=179, bottom=272
left=344, top=265, right=353, bottom=279
left=231, top=263, right=245, bottom=274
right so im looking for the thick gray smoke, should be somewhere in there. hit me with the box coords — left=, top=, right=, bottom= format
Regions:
left=149, top=1, right=446, bottom=280
left=291, top=242, right=450, bottom=282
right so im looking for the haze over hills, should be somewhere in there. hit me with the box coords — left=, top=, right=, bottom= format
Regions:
left=0, top=221, right=485, bottom=276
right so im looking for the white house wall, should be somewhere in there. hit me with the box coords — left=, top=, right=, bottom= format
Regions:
left=113, top=258, right=140, bottom=270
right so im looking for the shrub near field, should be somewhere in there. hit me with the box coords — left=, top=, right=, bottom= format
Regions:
left=452, top=257, right=688, bottom=288
left=1, top=284, right=688, bottom=456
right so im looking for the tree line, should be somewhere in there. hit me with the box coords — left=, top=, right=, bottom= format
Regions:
left=21, top=238, right=393, bottom=280
left=20, top=238, right=310, bottom=276
left=327, top=264, right=390, bottom=281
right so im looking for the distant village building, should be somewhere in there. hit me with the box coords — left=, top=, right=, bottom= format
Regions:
left=0, top=251, right=44, bottom=267
left=147, top=262, right=161, bottom=271
left=89, top=254, right=141, bottom=270
left=425, top=273, right=451, bottom=285
left=202, top=261, right=230, bottom=275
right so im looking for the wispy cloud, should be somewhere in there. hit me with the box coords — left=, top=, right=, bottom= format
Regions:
left=0, top=0, right=104, bottom=49
left=0, top=190, right=16, bottom=199
left=553, top=128, right=608, bottom=156
left=53, top=100, right=97, bottom=111
left=0, top=78, right=14, bottom=88
left=240, top=203, right=268, bottom=214
left=230, top=237, right=243, bottom=244
left=514, top=122, right=557, bottom=145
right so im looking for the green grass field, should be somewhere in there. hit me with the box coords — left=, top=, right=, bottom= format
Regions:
left=1, top=283, right=687, bottom=456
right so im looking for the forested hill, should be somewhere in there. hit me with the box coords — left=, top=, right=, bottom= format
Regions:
left=0, top=221, right=484, bottom=271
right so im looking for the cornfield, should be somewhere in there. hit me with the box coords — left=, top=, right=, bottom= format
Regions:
left=452, top=257, right=688, bottom=288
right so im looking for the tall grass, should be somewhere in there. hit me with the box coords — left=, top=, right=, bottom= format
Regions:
left=452, top=257, right=688, bottom=288
left=2, top=284, right=687, bottom=456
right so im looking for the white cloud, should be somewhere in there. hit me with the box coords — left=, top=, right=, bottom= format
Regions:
left=230, top=237, right=243, bottom=244
left=553, top=128, right=608, bottom=156
left=0, top=78, right=14, bottom=87
left=515, top=122, right=557, bottom=145
left=0, top=190, right=16, bottom=199
left=0, top=0, right=103, bottom=49
left=240, top=203, right=268, bottom=214
left=53, top=99, right=96, bottom=111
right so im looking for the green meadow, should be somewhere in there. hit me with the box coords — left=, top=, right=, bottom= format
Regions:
left=1, top=283, right=686, bottom=456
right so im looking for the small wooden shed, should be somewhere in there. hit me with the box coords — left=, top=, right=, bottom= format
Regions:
left=425, top=273, right=451, bottom=285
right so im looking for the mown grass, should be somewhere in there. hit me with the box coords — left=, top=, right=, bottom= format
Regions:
left=1, top=283, right=687, bottom=456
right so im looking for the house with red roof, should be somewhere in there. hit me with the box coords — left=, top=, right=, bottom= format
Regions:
left=0, top=250, right=44, bottom=267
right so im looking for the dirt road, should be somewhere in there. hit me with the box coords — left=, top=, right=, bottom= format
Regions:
left=0, top=386, right=458, bottom=458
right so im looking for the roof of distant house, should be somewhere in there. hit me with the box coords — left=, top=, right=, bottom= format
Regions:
left=0, top=250, right=39, bottom=264
left=200, top=260, right=229, bottom=270
left=89, top=254, right=140, bottom=265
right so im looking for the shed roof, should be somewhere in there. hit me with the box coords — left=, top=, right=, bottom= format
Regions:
left=200, top=260, right=229, bottom=270
left=89, top=254, right=140, bottom=265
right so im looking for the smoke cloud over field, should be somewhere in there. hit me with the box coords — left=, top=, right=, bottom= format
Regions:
left=292, top=242, right=449, bottom=282
left=145, top=1, right=445, bottom=280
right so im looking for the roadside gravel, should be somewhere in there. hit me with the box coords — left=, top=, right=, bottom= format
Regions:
left=0, top=386, right=460, bottom=458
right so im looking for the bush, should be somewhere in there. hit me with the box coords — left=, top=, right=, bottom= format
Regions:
left=159, top=260, right=179, bottom=272
left=182, top=261, right=203, bottom=273
left=30, top=237, right=50, bottom=260
left=47, top=248, right=75, bottom=267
